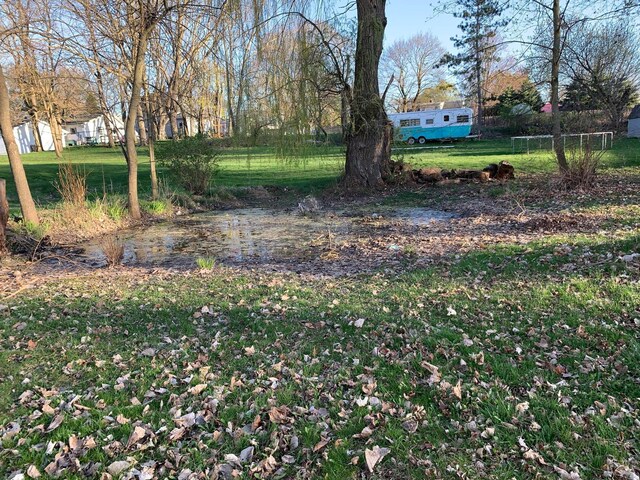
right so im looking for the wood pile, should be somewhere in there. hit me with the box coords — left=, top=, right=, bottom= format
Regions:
left=390, top=161, right=515, bottom=185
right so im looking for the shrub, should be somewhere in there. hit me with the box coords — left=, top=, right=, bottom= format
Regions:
left=560, top=142, right=603, bottom=189
left=55, top=161, right=88, bottom=205
left=156, top=136, right=220, bottom=195
left=100, top=235, right=125, bottom=267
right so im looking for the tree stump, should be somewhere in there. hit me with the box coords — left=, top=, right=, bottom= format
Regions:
left=0, top=179, right=9, bottom=255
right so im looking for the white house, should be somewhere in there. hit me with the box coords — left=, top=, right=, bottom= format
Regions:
left=0, top=120, right=62, bottom=155
left=164, top=114, right=229, bottom=139
left=64, top=114, right=125, bottom=146
left=629, top=105, right=640, bottom=138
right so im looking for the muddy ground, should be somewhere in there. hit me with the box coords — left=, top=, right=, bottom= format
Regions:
left=1, top=172, right=639, bottom=298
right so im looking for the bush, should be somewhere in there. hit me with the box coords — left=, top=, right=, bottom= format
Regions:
left=55, top=161, right=88, bottom=205
left=560, top=142, right=603, bottom=189
left=156, top=136, right=220, bottom=195
left=100, top=235, right=125, bottom=267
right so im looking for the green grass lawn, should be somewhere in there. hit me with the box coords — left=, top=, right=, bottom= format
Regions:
left=1, top=137, right=639, bottom=211
left=1, top=231, right=639, bottom=478
left=1, top=136, right=639, bottom=478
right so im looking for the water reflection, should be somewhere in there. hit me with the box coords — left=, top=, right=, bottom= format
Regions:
left=82, top=207, right=455, bottom=267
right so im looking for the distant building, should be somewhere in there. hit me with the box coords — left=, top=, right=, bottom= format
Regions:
left=63, top=114, right=125, bottom=146
left=0, top=120, right=62, bottom=155
left=540, top=102, right=552, bottom=113
left=628, top=105, right=640, bottom=138
left=164, top=114, right=229, bottom=139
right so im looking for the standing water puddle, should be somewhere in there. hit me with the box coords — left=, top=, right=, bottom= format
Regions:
left=81, top=207, right=456, bottom=267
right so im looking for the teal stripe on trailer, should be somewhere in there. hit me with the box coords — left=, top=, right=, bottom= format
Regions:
left=398, top=125, right=471, bottom=141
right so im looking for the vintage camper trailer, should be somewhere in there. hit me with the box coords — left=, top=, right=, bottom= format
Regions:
left=389, top=107, right=473, bottom=144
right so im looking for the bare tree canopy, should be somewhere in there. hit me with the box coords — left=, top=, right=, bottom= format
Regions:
left=382, top=33, right=445, bottom=113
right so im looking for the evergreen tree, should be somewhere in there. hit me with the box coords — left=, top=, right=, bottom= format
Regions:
left=440, top=0, right=507, bottom=127
left=496, top=79, right=542, bottom=116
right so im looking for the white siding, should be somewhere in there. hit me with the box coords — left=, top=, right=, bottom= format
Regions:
left=628, top=119, right=640, bottom=138
left=0, top=120, right=59, bottom=155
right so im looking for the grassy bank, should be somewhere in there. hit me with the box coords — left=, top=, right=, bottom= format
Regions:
left=1, top=138, right=639, bottom=212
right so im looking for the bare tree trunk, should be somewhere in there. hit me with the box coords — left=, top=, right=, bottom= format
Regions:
left=344, top=0, right=392, bottom=188
left=47, top=110, right=64, bottom=158
left=340, top=86, right=351, bottom=143
left=551, top=0, right=568, bottom=171
left=157, top=112, right=168, bottom=140
left=168, top=106, right=179, bottom=140
left=180, top=105, right=190, bottom=137
left=474, top=15, right=483, bottom=129
left=0, top=179, right=9, bottom=254
left=96, top=70, right=116, bottom=148
left=137, top=104, right=148, bottom=146
left=125, top=31, right=150, bottom=220
left=30, top=114, right=43, bottom=152
left=149, top=136, right=158, bottom=200
left=144, top=90, right=159, bottom=200
left=0, top=65, right=39, bottom=225
left=26, top=91, right=44, bottom=152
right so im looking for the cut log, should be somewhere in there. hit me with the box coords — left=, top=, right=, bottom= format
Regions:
left=453, top=170, right=491, bottom=182
left=484, top=161, right=515, bottom=180
left=496, top=161, right=515, bottom=180
left=415, top=168, right=443, bottom=183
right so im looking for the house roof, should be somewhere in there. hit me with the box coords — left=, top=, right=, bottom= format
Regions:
left=12, top=114, right=31, bottom=128
left=629, top=105, right=640, bottom=120
left=62, top=113, right=104, bottom=125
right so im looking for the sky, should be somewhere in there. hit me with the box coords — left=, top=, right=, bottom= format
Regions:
left=384, top=1, right=459, bottom=51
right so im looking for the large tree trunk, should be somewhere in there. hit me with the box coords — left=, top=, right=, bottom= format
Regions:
left=0, top=66, right=39, bottom=225
left=125, top=31, right=150, bottom=220
left=551, top=0, right=568, bottom=171
left=344, top=0, right=391, bottom=188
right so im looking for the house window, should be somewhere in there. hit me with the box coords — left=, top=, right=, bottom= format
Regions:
left=456, top=115, right=470, bottom=123
left=71, top=128, right=77, bottom=134
left=425, top=118, right=434, bottom=125
left=400, top=118, right=420, bottom=127
left=443, top=115, right=450, bottom=122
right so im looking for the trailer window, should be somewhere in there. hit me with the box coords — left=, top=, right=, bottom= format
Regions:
left=443, top=115, right=450, bottom=122
left=456, top=115, right=470, bottom=123
left=425, top=118, right=434, bottom=125
left=399, top=118, right=420, bottom=127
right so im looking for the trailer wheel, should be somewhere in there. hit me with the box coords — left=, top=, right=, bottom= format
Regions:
left=418, top=136, right=427, bottom=144
left=407, top=137, right=416, bottom=145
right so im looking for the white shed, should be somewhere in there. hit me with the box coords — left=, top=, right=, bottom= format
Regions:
left=628, top=105, right=640, bottom=138
left=0, top=120, right=61, bottom=155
